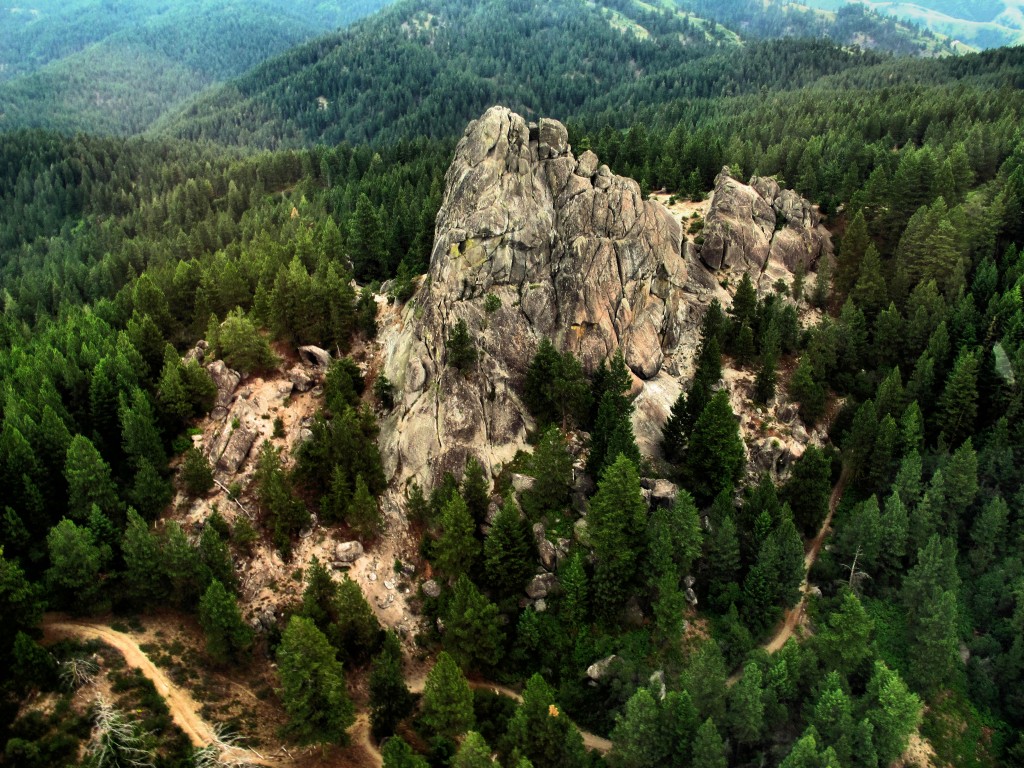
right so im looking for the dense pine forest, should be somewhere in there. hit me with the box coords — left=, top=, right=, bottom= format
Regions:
left=1, top=1, right=1024, bottom=767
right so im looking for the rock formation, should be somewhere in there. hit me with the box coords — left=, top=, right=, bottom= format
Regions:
left=381, top=107, right=830, bottom=488
left=698, top=167, right=830, bottom=276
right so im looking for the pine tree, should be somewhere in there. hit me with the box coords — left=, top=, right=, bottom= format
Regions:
left=609, top=686, right=668, bottom=768
left=276, top=616, right=355, bottom=745
left=557, top=552, right=589, bottom=635
left=381, top=736, right=429, bottom=768
left=864, top=662, right=921, bottom=765
left=370, top=632, right=414, bottom=741
left=589, top=454, right=648, bottom=620
left=198, top=579, right=252, bottom=665
left=445, top=574, right=505, bottom=670
left=936, top=349, right=979, bottom=446
left=851, top=244, right=888, bottom=321
left=45, top=518, right=108, bottom=612
left=64, top=435, right=119, bottom=521
left=647, top=490, right=703, bottom=578
left=690, top=718, right=727, bottom=768
left=816, top=590, right=874, bottom=680
left=783, top=446, right=832, bottom=537
left=661, top=389, right=690, bottom=464
left=121, top=508, right=168, bottom=606
left=902, top=535, right=961, bottom=694
left=727, top=662, right=765, bottom=747
left=461, top=457, right=490, bottom=527
left=446, top=319, right=478, bottom=371
left=433, top=494, right=479, bottom=581
left=181, top=447, right=214, bottom=497
left=521, top=425, right=574, bottom=523
left=504, top=673, right=587, bottom=768
left=810, top=672, right=854, bottom=764
left=453, top=732, right=494, bottom=768
left=254, top=441, right=309, bottom=556
left=348, top=474, right=383, bottom=538
left=0, top=547, right=44, bottom=661
left=421, top=651, right=475, bottom=740
left=684, top=390, right=745, bottom=504
left=836, top=210, right=870, bottom=296
left=484, top=496, right=535, bottom=599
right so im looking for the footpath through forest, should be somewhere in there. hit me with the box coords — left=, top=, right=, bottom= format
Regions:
left=729, top=467, right=849, bottom=685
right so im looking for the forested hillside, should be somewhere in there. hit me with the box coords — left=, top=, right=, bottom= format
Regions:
left=2, top=2, right=1024, bottom=768
left=155, top=0, right=960, bottom=149
left=0, top=0, right=395, bottom=135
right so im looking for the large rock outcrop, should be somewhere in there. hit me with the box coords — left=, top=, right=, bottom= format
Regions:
left=698, top=167, right=830, bottom=276
left=381, top=107, right=692, bottom=485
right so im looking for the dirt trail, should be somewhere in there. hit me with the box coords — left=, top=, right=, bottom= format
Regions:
left=42, top=616, right=284, bottom=768
left=728, top=469, right=848, bottom=684
left=404, top=672, right=613, bottom=755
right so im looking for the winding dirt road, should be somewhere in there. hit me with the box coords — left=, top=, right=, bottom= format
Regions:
left=42, top=616, right=282, bottom=767
left=728, top=469, right=848, bottom=684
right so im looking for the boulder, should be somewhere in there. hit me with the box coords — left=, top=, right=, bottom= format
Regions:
left=575, top=150, right=600, bottom=178
left=525, top=573, right=559, bottom=599
left=335, top=541, right=364, bottom=564
left=288, top=366, right=314, bottom=393
left=538, top=117, right=569, bottom=158
left=586, top=654, right=619, bottom=681
left=298, top=345, right=332, bottom=368
left=511, top=473, right=536, bottom=494
left=422, top=579, right=442, bottom=599
left=206, top=360, right=241, bottom=417
left=184, top=339, right=208, bottom=364
left=698, top=167, right=830, bottom=275
left=215, top=424, right=257, bottom=474
left=641, top=478, right=679, bottom=508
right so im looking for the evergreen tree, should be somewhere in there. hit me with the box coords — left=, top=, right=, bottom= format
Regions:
left=348, top=474, right=383, bottom=539
left=181, top=447, right=214, bottom=497
left=851, top=244, right=888, bottom=321
left=504, top=673, right=587, bottom=768
left=836, top=210, right=870, bottom=296
left=370, top=632, right=414, bottom=741
left=461, top=457, right=491, bottom=527
left=421, top=651, right=475, bottom=741
left=484, top=496, right=535, bottom=600
left=198, top=579, right=252, bottom=665
left=557, top=551, right=589, bottom=635
left=609, top=686, right=667, bottom=768
left=810, top=672, right=854, bottom=765
left=445, top=574, right=505, bottom=670
left=902, top=535, right=961, bottom=694
left=661, top=388, right=690, bottom=464
left=453, top=732, right=494, bottom=768
left=684, top=390, right=745, bottom=504
left=815, top=590, right=874, bottom=680
left=864, top=662, right=922, bottom=765
left=382, top=736, right=430, bottom=768
left=587, top=389, right=640, bottom=479
left=446, top=319, right=478, bottom=371
left=727, top=662, right=765, bottom=747
left=589, top=454, right=648, bottom=620
left=276, top=616, right=355, bottom=745
left=254, top=441, right=309, bottom=556
left=45, top=518, right=108, bottom=612
left=690, top=718, right=727, bottom=768
left=64, top=435, right=119, bottom=521
left=521, top=425, right=574, bottom=523
left=121, top=508, right=167, bottom=605
left=936, top=349, right=979, bottom=446
left=433, top=494, right=479, bottom=581
left=0, top=547, right=44, bottom=662
left=783, top=446, right=832, bottom=536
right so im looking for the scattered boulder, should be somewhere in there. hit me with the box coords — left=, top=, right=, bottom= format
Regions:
left=422, top=579, right=442, bottom=599
left=206, top=360, right=241, bottom=418
left=184, top=339, right=208, bottom=365
left=298, top=345, right=332, bottom=368
left=641, top=478, right=679, bottom=508
left=215, top=424, right=257, bottom=474
left=586, top=654, right=619, bottom=682
left=525, top=573, right=559, bottom=599
left=575, top=150, right=600, bottom=178
left=335, top=541, right=364, bottom=565
left=288, top=366, right=314, bottom=393
left=511, top=473, right=536, bottom=494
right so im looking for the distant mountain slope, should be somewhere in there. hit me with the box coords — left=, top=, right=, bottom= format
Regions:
left=0, top=0, right=395, bottom=134
left=154, top=0, right=923, bottom=149
left=798, top=0, right=1024, bottom=48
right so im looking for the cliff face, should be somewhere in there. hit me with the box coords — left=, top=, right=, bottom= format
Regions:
left=381, top=106, right=695, bottom=485
left=380, top=107, right=830, bottom=488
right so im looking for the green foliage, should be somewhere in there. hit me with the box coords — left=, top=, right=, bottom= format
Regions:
left=684, top=390, right=745, bottom=504
left=213, top=308, right=278, bottom=374
left=276, top=615, right=355, bottom=745
left=198, top=579, right=252, bottom=665
left=446, top=319, right=478, bottom=372
left=254, top=441, right=309, bottom=556
left=420, top=651, right=475, bottom=741
left=382, top=735, right=430, bottom=768
left=504, top=673, right=587, bottom=768
left=370, top=632, right=414, bottom=741
left=444, top=574, right=505, bottom=671
left=300, top=557, right=382, bottom=663
left=45, top=518, right=108, bottom=612
left=484, top=496, right=536, bottom=600
left=181, top=447, right=213, bottom=497
left=691, top=718, right=727, bottom=768
left=589, top=454, right=648, bottom=621
left=523, top=339, right=592, bottom=430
